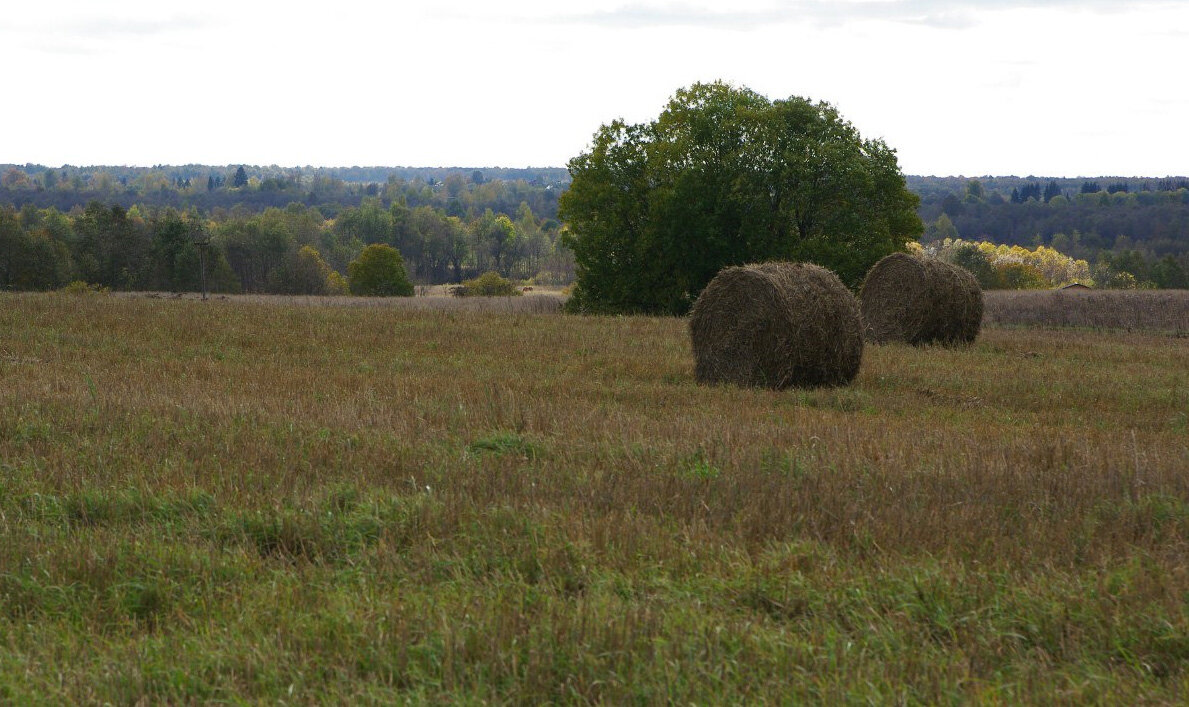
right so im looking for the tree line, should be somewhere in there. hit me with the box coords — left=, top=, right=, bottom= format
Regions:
left=0, top=196, right=573, bottom=295
left=4, top=161, right=1188, bottom=297
left=0, top=165, right=566, bottom=225
left=912, top=176, right=1189, bottom=288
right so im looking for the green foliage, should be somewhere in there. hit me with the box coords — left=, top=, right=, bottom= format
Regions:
left=912, top=176, right=1189, bottom=289
left=459, top=271, right=521, bottom=297
left=929, top=238, right=1092, bottom=289
left=326, top=270, right=349, bottom=296
left=994, top=261, right=1049, bottom=289
left=59, top=280, right=110, bottom=295
left=347, top=244, right=414, bottom=297
left=560, top=81, right=921, bottom=315
left=946, top=243, right=997, bottom=289
left=471, top=210, right=522, bottom=277
left=0, top=206, right=71, bottom=290
left=270, top=245, right=335, bottom=295
left=924, top=213, right=959, bottom=242
left=467, top=431, right=539, bottom=459
left=1151, top=255, right=1188, bottom=289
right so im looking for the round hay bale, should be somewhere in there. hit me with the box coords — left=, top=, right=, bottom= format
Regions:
left=859, top=253, right=983, bottom=345
left=689, top=262, right=863, bottom=389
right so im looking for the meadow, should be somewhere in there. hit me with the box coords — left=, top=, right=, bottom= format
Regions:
left=1, top=290, right=1187, bottom=703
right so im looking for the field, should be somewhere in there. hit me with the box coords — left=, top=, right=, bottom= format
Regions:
left=1, top=290, right=1187, bottom=703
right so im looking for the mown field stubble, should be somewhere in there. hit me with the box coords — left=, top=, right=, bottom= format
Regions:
left=1, top=291, right=1187, bottom=703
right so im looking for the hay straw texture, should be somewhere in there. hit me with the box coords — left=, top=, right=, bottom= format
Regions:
left=689, top=262, right=863, bottom=389
left=859, top=253, right=983, bottom=345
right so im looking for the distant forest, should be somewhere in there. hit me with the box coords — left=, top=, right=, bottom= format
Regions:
left=1, top=164, right=1187, bottom=293
left=0, top=164, right=572, bottom=295
left=909, top=175, right=1189, bottom=288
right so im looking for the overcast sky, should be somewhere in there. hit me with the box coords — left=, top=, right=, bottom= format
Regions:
left=2, top=0, right=1186, bottom=177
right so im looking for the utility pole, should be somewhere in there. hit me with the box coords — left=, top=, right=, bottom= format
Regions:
left=195, top=237, right=210, bottom=301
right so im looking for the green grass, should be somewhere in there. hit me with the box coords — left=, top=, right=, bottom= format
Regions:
left=1, top=291, right=1187, bottom=702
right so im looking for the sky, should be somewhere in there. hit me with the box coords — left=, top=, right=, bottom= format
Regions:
left=2, top=0, right=1187, bottom=177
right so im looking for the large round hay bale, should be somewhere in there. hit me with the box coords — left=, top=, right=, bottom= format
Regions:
left=689, top=262, right=863, bottom=389
left=859, top=253, right=983, bottom=345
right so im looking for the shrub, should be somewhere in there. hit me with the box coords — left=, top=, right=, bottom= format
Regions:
left=459, top=271, right=522, bottom=297
left=994, top=261, right=1049, bottom=290
left=326, top=271, right=349, bottom=296
left=59, top=281, right=110, bottom=296
left=347, top=244, right=414, bottom=297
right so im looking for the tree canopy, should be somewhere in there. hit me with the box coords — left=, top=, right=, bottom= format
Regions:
left=347, top=244, right=414, bottom=297
left=559, top=81, right=922, bottom=315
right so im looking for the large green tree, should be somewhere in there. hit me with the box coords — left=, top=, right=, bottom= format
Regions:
left=559, top=81, right=922, bottom=314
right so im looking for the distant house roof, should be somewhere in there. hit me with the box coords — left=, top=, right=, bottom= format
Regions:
left=1059, top=282, right=1092, bottom=290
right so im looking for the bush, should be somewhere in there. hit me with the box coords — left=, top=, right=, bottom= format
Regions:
left=326, top=271, right=349, bottom=296
left=347, top=244, right=414, bottom=297
left=459, top=271, right=521, bottom=297
left=270, top=246, right=333, bottom=295
left=995, top=262, right=1048, bottom=290
left=59, top=281, right=110, bottom=296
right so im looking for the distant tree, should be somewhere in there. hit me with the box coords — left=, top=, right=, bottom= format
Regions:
left=1107, top=182, right=1129, bottom=194
left=216, top=214, right=294, bottom=292
left=947, top=243, right=996, bottom=289
left=149, top=209, right=203, bottom=291
left=995, top=261, right=1048, bottom=289
left=347, top=244, right=414, bottom=296
left=924, top=213, right=959, bottom=242
left=1103, top=249, right=1149, bottom=282
left=334, top=198, right=392, bottom=245
left=1080, top=181, right=1101, bottom=194
left=1013, top=182, right=1042, bottom=203
left=1043, top=181, right=1062, bottom=203
left=327, top=270, right=349, bottom=295
left=1150, top=255, right=1188, bottom=289
left=964, top=179, right=984, bottom=203
left=73, top=202, right=149, bottom=289
left=0, top=206, right=70, bottom=290
left=1, top=168, right=32, bottom=190
left=232, top=166, right=249, bottom=189
left=940, top=193, right=964, bottom=217
left=0, top=207, right=28, bottom=287
left=270, top=245, right=334, bottom=295
left=472, top=209, right=520, bottom=276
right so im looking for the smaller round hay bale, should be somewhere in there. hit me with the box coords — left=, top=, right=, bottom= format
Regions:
left=859, top=253, right=983, bottom=345
left=689, top=262, right=863, bottom=389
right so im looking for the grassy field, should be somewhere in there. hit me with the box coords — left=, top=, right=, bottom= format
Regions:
left=1, top=291, right=1187, bottom=703
left=983, top=289, right=1189, bottom=334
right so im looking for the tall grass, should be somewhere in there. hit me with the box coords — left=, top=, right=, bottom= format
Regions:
left=985, top=289, right=1189, bottom=333
left=1, top=291, right=1187, bottom=702
left=120, top=290, right=566, bottom=314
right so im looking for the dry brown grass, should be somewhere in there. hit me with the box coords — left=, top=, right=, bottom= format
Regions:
left=119, top=289, right=566, bottom=313
left=1, top=291, right=1188, bottom=702
left=985, top=288, right=1189, bottom=333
